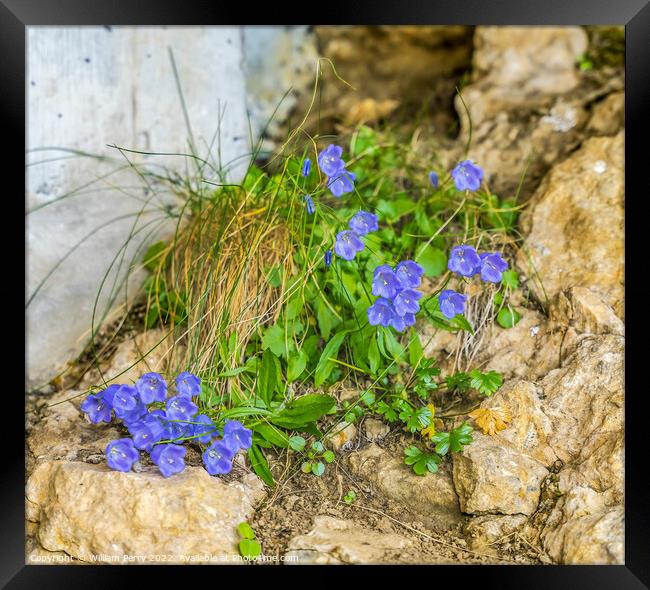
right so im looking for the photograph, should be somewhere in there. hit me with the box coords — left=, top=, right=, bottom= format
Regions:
left=22, top=22, right=629, bottom=569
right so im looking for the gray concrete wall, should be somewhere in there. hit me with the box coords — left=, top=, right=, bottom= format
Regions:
left=26, top=26, right=253, bottom=389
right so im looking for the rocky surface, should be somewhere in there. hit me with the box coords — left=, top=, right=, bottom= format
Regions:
left=27, top=461, right=263, bottom=564
left=517, top=132, right=624, bottom=317
left=313, top=26, right=472, bottom=127
left=348, top=444, right=461, bottom=530
left=285, top=516, right=414, bottom=565
left=454, top=26, right=623, bottom=201
left=26, top=330, right=264, bottom=564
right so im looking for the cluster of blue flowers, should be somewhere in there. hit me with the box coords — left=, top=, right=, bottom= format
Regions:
left=317, top=144, right=356, bottom=198
left=367, top=260, right=425, bottom=332
left=333, top=210, right=379, bottom=261
left=80, top=371, right=252, bottom=478
left=437, top=244, right=509, bottom=319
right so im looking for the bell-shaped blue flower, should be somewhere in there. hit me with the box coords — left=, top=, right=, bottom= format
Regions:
left=451, top=160, right=484, bottom=192
left=439, top=289, right=467, bottom=319
left=80, top=392, right=112, bottom=424
left=176, top=371, right=201, bottom=398
left=192, top=414, right=218, bottom=444
left=333, top=230, right=364, bottom=261
left=151, top=443, right=186, bottom=478
left=372, top=265, right=400, bottom=299
left=165, top=395, right=198, bottom=422
left=393, top=288, right=422, bottom=316
left=448, top=245, right=481, bottom=277
left=222, top=420, right=253, bottom=453
left=136, top=372, right=167, bottom=404
left=203, top=440, right=236, bottom=475
left=395, top=260, right=424, bottom=289
left=328, top=169, right=356, bottom=198
left=348, top=211, right=378, bottom=236
left=479, top=252, right=509, bottom=283
left=367, top=297, right=396, bottom=328
left=317, top=144, right=345, bottom=177
left=105, top=438, right=140, bottom=472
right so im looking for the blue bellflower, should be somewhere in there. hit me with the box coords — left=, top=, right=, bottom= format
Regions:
left=479, top=252, right=509, bottom=283
left=151, top=443, right=186, bottom=478
left=192, top=414, right=218, bottom=444
left=136, top=372, right=167, bottom=404
left=203, top=440, right=235, bottom=475
left=348, top=211, right=378, bottom=236
left=324, top=249, right=333, bottom=268
left=222, top=420, right=253, bottom=453
left=390, top=312, right=416, bottom=333
left=165, top=395, right=198, bottom=422
left=439, top=289, right=467, bottom=319
left=81, top=392, right=112, bottom=424
left=367, top=297, right=397, bottom=327
left=328, top=169, right=356, bottom=198
left=428, top=171, right=439, bottom=189
left=372, top=265, right=401, bottom=299
left=395, top=260, right=424, bottom=289
left=304, top=195, right=315, bottom=215
left=176, top=372, right=201, bottom=398
left=317, top=144, right=345, bottom=177
left=451, top=160, right=484, bottom=192
left=334, top=230, right=364, bottom=261
left=301, top=158, right=311, bottom=177
left=105, top=438, right=140, bottom=472
left=448, top=245, right=481, bottom=277
left=393, top=288, right=422, bottom=316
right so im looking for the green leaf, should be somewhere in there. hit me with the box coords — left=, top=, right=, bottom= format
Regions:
left=445, top=372, right=472, bottom=393
left=403, top=445, right=441, bottom=475
left=431, top=422, right=474, bottom=456
left=376, top=400, right=398, bottom=422
left=408, top=330, right=424, bottom=367
left=343, top=490, right=357, bottom=504
left=323, top=450, right=335, bottom=463
left=496, top=307, right=522, bottom=329
left=254, top=423, right=290, bottom=448
left=450, top=314, right=474, bottom=334
left=301, top=462, right=312, bottom=473
left=501, top=270, right=520, bottom=289
left=237, top=522, right=256, bottom=540
left=311, top=441, right=325, bottom=453
left=143, top=241, right=167, bottom=271
left=239, top=539, right=261, bottom=559
left=416, top=245, right=447, bottom=277
left=382, top=328, right=404, bottom=362
left=261, top=324, right=286, bottom=357
left=316, top=298, right=339, bottom=340
left=312, top=461, right=325, bottom=476
left=287, top=350, right=308, bottom=382
left=360, top=390, right=375, bottom=406
left=314, top=331, right=348, bottom=387
left=368, top=336, right=381, bottom=374
left=288, top=436, right=306, bottom=452
left=270, top=394, right=337, bottom=429
left=469, top=369, right=503, bottom=397
left=247, top=445, right=275, bottom=487
left=258, top=349, right=281, bottom=405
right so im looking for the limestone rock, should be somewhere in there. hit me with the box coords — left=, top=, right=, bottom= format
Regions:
left=479, top=380, right=557, bottom=466
left=587, top=91, right=624, bottom=136
left=453, top=27, right=589, bottom=198
left=285, top=516, right=413, bottom=564
left=27, top=388, right=121, bottom=463
left=540, top=334, right=624, bottom=464
left=540, top=496, right=623, bottom=564
left=348, top=444, right=460, bottom=529
left=26, top=461, right=264, bottom=564
left=314, top=26, right=472, bottom=120
left=517, top=132, right=624, bottom=317
left=452, top=432, right=549, bottom=516
left=86, top=328, right=181, bottom=388
left=549, top=287, right=624, bottom=335
left=363, top=418, right=390, bottom=441
left=326, top=421, right=357, bottom=451
left=464, top=514, right=528, bottom=550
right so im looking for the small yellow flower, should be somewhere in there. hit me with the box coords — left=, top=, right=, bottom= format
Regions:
left=420, top=404, right=436, bottom=440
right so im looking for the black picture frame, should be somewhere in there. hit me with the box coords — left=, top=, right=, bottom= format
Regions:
left=6, top=1, right=648, bottom=586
